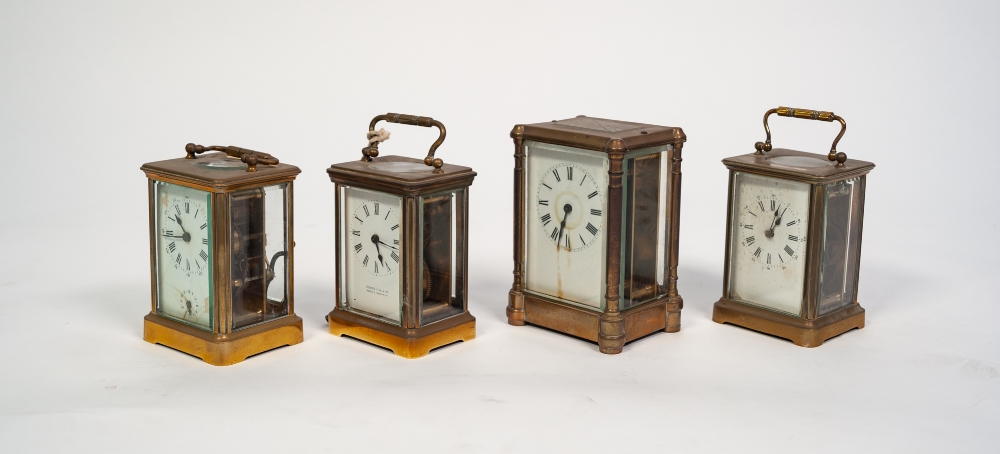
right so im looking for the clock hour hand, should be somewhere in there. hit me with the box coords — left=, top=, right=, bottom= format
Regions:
left=765, top=205, right=781, bottom=238
left=169, top=215, right=191, bottom=242
left=370, top=235, right=385, bottom=265
left=557, top=203, right=572, bottom=248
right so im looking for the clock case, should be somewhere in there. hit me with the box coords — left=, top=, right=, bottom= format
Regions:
left=508, top=116, right=687, bottom=354
left=327, top=113, right=477, bottom=358
left=713, top=107, right=875, bottom=347
left=140, top=146, right=302, bottom=365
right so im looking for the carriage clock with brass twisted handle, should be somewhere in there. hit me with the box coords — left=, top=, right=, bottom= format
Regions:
left=141, top=144, right=302, bottom=365
left=713, top=107, right=875, bottom=347
left=507, top=116, right=687, bottom=354
left=327, top=113, right=477, bottom=358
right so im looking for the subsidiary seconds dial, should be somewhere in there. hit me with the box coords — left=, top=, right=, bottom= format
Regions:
left=536, top=163, right=603, bottom=252
left=350, top=200, right=400, bottom=277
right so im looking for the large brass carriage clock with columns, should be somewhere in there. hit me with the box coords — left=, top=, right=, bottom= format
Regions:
left=141, top=144, right=302, bottom=365
left=713, top=107, right=875, bottom=347
left=327, top=113, right=477, bottom=359
left=507, top=116, right=686, bottom=354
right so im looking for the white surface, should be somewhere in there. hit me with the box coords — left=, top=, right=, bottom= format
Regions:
left=1, top=1, right=998, bottom=452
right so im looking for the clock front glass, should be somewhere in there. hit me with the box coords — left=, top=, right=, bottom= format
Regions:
left=340, top=186, right=403, bottom=324
left=728, top=172, right=810, bottom=316
left=523, top=141, right=608, bottom=309
left=153, top=181, right=213, bottom=330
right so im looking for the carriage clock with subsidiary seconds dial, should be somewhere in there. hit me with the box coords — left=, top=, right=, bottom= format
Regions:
left=508, top=116, right=687, bottom=354
left=141, top=144, right=302, bottom=365
left=714, top=107, right=875, bottom=347
left=328, top=113, right=477, bottom=359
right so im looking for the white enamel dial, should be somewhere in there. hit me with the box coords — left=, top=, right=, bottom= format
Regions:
left=536, top=162, right=604, bottom=252
left=341, top=187, right=403, bottom=323
left=155, top=182, right=212, bottom=330
left=523, top=141, right=608, bottom=310
left=728, top=172, right=810, bottom=316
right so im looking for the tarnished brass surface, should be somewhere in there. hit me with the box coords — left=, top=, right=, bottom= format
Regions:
left=143, top=313, right=303, bottom=366
left=184, top=143, right=279, bottom=172
left=712, top=299, right=864, bottom=347
left=141, top=152, right=301, bottom=193
left=328, top=309, right=475, bottom=359
left=363, top=113, right=447, bottom=172
left=522, top=293, right=670, bottom=350
left=723, top=148, right=874, bottom=184
left=756, top=107, right=848, bottom=166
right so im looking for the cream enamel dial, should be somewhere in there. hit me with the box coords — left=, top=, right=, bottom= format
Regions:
left=341, top=187, right=403, bottom=323
left=155, top=182, right=212, bottom=330
left=728, top=172, right=810, bottom=316
left=349, top=199, right=400, bottom=277
left=536, top=162, right=603, bottom=252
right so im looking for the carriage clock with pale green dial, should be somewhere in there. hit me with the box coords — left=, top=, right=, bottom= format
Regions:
left=714, top=107, right=875, bottom=347
left=141, top=144, right=302, bottom=365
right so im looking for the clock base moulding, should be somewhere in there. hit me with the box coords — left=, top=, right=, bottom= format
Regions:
left=712, top=298, right=864, bottom=348
left=327, top=308, right=475, bottom=359
left=508, top=291, right=682, bottom=354
left=143, top=313, right=303, bottom=366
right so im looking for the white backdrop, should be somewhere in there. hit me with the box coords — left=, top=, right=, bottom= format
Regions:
left=1, top=1, right=998, bottom=452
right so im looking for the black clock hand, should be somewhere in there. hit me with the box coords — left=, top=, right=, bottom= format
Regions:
left=370, top=235, right=385, bottom=265
left=376, top=239, right=398, bottom=250
left=557, top=204, right=572, bottom=247
left=162, top=234, right=185, bottom=239
left=765, top=205, right=780, bottom=238
left=169, top=215, right=191, bottom=242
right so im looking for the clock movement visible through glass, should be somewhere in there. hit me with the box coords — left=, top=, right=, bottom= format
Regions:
left=153, top=181, right=213, bottom=330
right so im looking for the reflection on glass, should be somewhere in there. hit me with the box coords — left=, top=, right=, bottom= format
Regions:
left=622, top=151, right=669, bottom=310
left=231, top=183, right=289, bottom=330
left=817, top=177, right=863, bottom=316
left=420, top=190, right=465, bottom=325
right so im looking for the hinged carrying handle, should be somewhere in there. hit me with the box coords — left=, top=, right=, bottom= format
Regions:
left=755, top=107, right=848, bottom=167
left=362, top=113, right=447, bottom=173
left=185, top=143, right=279, bottom=172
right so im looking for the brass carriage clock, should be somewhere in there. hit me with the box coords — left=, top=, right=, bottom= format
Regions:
left=141, top=144, right=302, bottom=365
left=713, top=107, right=875, bottom=347
left=327, top=113, right=477, bottom=358
left=507, top=116, right=686, bottom=354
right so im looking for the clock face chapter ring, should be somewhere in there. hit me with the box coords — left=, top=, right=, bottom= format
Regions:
left=536, top=162, right=603, bottom=252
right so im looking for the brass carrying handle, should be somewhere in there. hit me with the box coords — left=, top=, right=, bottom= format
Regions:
left=185, top=143, right=279, bottom=172
left=755, top=107, right=848, bottom=167
left=362, top=113, right=447, bottom=173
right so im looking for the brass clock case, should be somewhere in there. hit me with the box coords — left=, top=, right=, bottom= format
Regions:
left=327, top=114, right=477, bottom=359
left=507, top=116, right=687, bottom=354
left=141, top=147, right=303, bottom=365
left=713, top=108, right=875, bottom=347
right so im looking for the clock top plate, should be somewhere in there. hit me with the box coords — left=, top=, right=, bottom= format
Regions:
left=723, top=148, right=875, bottom=183
left=514, top=115, right=685, bottom=153
left=328, top=155, right=476, bottom=195
left=141, top=152, right=302, bottom=191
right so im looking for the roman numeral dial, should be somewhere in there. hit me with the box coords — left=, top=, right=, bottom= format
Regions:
left=734, top=180, right=808, bottom=272
left=536, top=162, right=604, bottom=252
left=159, top=192, right=210, bottom=278
left=349, top=199, right=400, bottom=277
left=154, top=182, right=212, bottom=331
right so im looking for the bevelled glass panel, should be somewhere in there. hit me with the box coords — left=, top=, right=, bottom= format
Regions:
left=153, top=180, right=214, bottom=331
left=231, top=183, right=289, bottom=330
left=340, top=186, right=404, bottom=324
left=817, top=176, right=864, bottom=316
left=621, top=147, right=671, bottom=310
left=420, top=190, right=464, bottom=325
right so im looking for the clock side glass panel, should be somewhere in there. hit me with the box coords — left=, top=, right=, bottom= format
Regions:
left=817, top=176, right=864, bottom=316
left=340, top=186, right=403, bottom=324
left=419, top=189, right=465, bottom=325
left=621, top=146, right=672, bottom=310
left=727, top=172, right=810, bottom=316
left=523, top=141, right=608, bottom=310
left=153, top=181, right=213, bottom=331
left=230, top=183, right=290, bottom=331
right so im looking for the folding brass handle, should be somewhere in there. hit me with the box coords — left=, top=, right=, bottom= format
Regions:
left=362, top=113, right=447, bottom=173
left=755, top=107, right=848, bottom=167
left=185, top=143, right=279, bottom=172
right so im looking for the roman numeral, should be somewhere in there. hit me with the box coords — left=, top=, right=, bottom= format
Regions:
left=579, top=175, right=587, bottom=186
left=163, top=230, right=174, bottom=236
left=354, top=243, right=363, bottom=253
left=391, top=251, right=399, bottom=263
left=591, top=209, right=601, bottom=216
left=550, top=227, right=559, bottom=240
left=196, top=261, right=202, bottom=270
left=588, top=191, right=598, bottom=199
left=202, top=238, right=207, bottom=245
left=771, top=200, right=775, bottom=210
left=744, top=224, right=753, bottom=229
left=538, top=200, right=549, bottom=206
left=579, top=234, right=586, bottom=245
left=746, top=236, right=756, bottom=246
left=586, top=223, right=598, bottom=236
left=363, top=255, right=369, bottom=266
left=385, top=210, right=391, bottom=220
left=363, top=205, right=370, bottom=217
left=753, top=247, right=761, bottom=258
left=553, top=169, right=561, bottom=182
left=788, top=235, right=799, bottom=242
left=786, top=220, right=798, bottom=226
left=352, top=230, right=360, bottom=236
left=354, top=216, right=364, bottom=224
left=746, top=209, right=757, bottom=217
left=779, top=254, right=785, bottom=263
left=541, top=213, right=552, bottom=226
left=175, top=254, right=182, bottom=265
left=200, top=223, right=207, bottom=230
left=374, top=203, right=379, bottom=215
left=186, top=259, right=190, bottom=271
left=167, top=242, right=176, bottom=253
left=542, top=183, right=552, bottom=190
left=758, top=200, right=765, bottom=211
left=767, top=253, right=771, bottom=265
left=567, top=167, right=573, bottom=181
left=194, top=208, right=199, bottom=218
left=199, top=250, right=208, bottom=262
left=391, top=224, right=399, bottom=231
left=175, top=205, right=181, bottom=215
left=185, top=202, right=189, bottom=213
left=784, top=245, right=795, bottom=256
left=564, top=234, right=571, bottom=249
left=393, top=239, right=399, bottom=245
left=374, top=262, right=379, bottom=273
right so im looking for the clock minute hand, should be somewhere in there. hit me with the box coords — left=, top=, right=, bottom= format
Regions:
left=370, top=235, right=385, bottom=265
left=376, top=239, right=398, bottom=250
left=557, top=203, right=572, bottom=248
